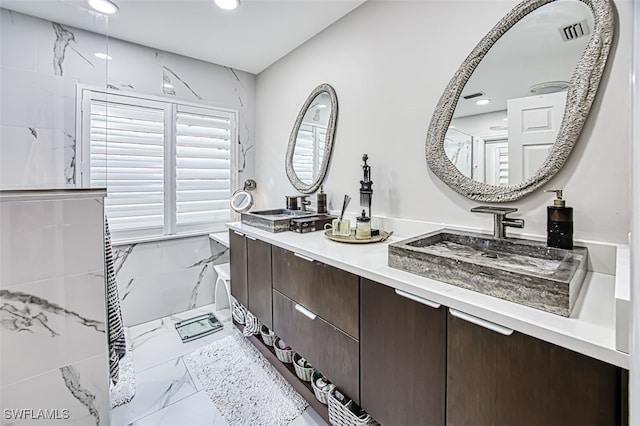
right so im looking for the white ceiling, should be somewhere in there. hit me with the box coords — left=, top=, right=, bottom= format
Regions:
left=0, top=0, right=366, bottom=74
left=453, top=0, right=593, bottom=119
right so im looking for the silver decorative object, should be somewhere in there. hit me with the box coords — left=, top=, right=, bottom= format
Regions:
left=285, top=83, right=338, bottom=194
left=426, top=0, right=614, bottom=202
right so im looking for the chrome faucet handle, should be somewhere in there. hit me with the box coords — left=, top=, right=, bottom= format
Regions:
left=471, top=206, right=524, bottom=239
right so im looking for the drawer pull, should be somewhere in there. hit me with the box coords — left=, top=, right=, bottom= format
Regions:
left=246, top=235, right=257, bottom=241
left=449, top=309, right=514, bottom=336
left=293, top=252, right=315, bottom=263
left=395, top=289, right=441, bottom=309
left=294, top=304, right=317, bottom=320
left=233, top=230, right=244, bottom=236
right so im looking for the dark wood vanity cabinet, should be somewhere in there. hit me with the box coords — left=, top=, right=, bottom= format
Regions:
left=228, top=230, right=273, bottom=329
left=229, top=232, right=627, bottom=426
left=446, top=313, right=622, bottom=426
left=271, top=245, right=360, bottom=403
left=229, top=230, right=248, bottom=307
left=273, top=290, right=360, bottom=402
left=360, top=279, right=447, bottom=426
left=272, top=246, right=359, bottom=339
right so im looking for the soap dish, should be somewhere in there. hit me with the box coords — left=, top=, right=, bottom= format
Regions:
left=324, top=229, right=393, bottom=244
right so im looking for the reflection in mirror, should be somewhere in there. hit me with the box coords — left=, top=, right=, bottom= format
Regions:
left=286, top=83, right=338, bottom=194
left=444, top=1, right=592, bottom=186
left=426, top=0, right=614, bottom=202
left=292, top=92, right=332, bottom=185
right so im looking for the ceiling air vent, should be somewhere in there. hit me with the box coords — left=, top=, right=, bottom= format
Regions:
left=463, top=92, right=484, bottom=100
left=559, top=19, right=590, bottom=42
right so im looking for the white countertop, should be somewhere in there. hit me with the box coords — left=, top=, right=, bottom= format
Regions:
left=224, top=221, right=629, bottom=369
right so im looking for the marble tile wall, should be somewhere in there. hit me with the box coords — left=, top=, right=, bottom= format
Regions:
left=0, top=8, right=256, bottom=189
left=1, top=7, right=253, bottom=327
left=114, top=236, right=229, bottom=326
left=0, top=192, right=110, bottom=425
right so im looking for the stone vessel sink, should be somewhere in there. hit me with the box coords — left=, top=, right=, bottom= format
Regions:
left=241, top=209, right=319, bottom=233
left=388, top=229, right=588, bottom=317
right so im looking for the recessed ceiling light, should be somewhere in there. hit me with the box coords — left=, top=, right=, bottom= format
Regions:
left=214, top=0, right=240, bottom=10
left=476, top=99, right=491, bottom=106
left=529, top=81, right=570, bottom=95
left=163, top=83, right=174, bottom=89
left=94, top=52, right=112, bottom=60
left=503, top=118, right=509, bottom=121
left=88, top=0, right=119, bottom=14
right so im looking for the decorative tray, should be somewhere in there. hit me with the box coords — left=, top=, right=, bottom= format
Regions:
left=324, top=229, right=393, bottom=244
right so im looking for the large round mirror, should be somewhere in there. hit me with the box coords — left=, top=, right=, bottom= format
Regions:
left=426, top=0, right=614, bottom=202
left=285, top=83, right=338, bottom=194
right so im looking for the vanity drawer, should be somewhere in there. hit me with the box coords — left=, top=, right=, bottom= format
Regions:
left=273, top=289, right=360, bottom=404
left=272, top=246, right=359, bottom=339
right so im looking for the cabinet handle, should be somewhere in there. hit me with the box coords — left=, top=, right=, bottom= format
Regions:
left=246, top=235, right=257, bottom=241
left=449, top=309, right=514, bottom=336
left=233, top=231, right=244, bottom=236
left=294, top=304, right=317, bottom=320
left=293, top=252, right=315, bottom=263
left=395, top=289, right=441, bottom=309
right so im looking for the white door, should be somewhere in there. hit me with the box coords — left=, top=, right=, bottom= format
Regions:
left=507, top=91, right=567, bottom=184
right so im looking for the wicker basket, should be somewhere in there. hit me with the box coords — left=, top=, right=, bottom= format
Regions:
left=328, top=389, right=378, bottom=426
left=273, top=338, right=294, bottom=363
left=292, top=353, right=314, bottom=381
left=260, top=324, right=277, bottom=347
left=231, top=302, right=247, bottom=324
left=311, top=370, right=332, bottom=405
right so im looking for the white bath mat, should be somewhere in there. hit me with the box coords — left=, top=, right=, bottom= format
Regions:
left=184, top=331, right=308, bottom=426
left=110, top=330, right=136, bottom=408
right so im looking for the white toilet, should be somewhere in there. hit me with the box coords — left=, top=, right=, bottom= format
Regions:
left=213, top=263, right=232, bottom=321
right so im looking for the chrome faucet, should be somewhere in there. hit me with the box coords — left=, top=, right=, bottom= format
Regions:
left=471, top=206, right=524, bottom=239
left=299, top=195, right=311, bottom=212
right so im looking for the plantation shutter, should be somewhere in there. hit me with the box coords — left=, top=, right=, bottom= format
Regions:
left=81, top=89, right=236, bottom=241
left=293, top=123, right=315, bottom=184
left=175, top=105, right=233, bottom=232
left=89, top=96, right=166, bottom=237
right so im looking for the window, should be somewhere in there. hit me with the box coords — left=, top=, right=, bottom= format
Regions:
left=78, top=89, right=236, bottom=241
left=292, top=123, right=326, bottom=184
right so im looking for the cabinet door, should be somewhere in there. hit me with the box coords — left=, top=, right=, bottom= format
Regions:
left=272, top=246, right=359, bottom=339
left=229, top=230, right=248, bottom=307
left=360, top=279, right=446, bottom=426
left=247, top=237, right=272, bottom=329
left=273, top=290, right=360, bottom=403
left=446, top=312, right=621, bottom=426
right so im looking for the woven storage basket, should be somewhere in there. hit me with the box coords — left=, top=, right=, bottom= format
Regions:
left=259, top=324, right=277, bottom=347
left=292, top=353, right=314, bottom=381
left=231, top=302, right=247, bottom=324
left=311, top=370, right=331, bottom=405
left=273, top=338, right=294, bottom=363
left=328, top=389, right=378, bottom=426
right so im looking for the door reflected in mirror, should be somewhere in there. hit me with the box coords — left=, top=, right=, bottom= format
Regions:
left=292, top=91, right=331, bottom=185
left=444, top=0, right=592, bottom=185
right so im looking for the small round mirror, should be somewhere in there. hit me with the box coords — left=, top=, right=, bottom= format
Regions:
left=230, top=179, right=256, bottom=213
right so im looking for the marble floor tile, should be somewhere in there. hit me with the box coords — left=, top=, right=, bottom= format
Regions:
left=113, top=304, right=328, bottom=426
left=110, top=357, right=198, bottom=425
left=130, top=391, right=228, bottom=426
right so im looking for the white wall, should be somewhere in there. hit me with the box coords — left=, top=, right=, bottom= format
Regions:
left=630, top=0, right=639, bottom=423
left=255, top=0, right=632, bottom=244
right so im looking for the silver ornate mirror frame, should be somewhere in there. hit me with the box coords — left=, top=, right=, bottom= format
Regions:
left=285, top=83, right=338, bottom=194
left=426, top=0, right=614, bottom=202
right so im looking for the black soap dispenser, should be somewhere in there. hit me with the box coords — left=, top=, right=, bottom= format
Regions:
left=545, top=189, right=573, bottom=250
